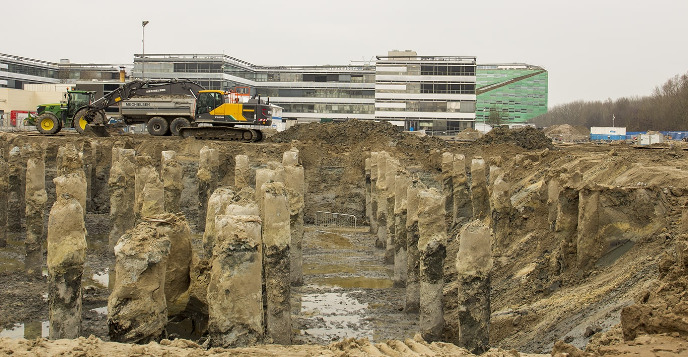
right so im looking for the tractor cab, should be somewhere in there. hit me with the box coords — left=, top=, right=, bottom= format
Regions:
left=65, top=91, right=94, bottom=119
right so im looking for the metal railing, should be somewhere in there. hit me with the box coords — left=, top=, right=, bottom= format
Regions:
left=315, top=211, right=357, bottom=228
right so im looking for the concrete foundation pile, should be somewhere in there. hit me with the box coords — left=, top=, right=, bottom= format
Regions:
left=365, top=151, right=493, bottom=349
left=108, top=213, right=191, bottom=343
left=47, top=190, right=87, bottom=339
left=24, top=144, right=47, bottom=277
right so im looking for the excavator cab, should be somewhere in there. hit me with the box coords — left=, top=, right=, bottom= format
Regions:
left=195, top=90, right=272, bottom=126
left=196, top=91, right=224, bottom=117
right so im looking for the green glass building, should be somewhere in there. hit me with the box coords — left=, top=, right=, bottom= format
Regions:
left=476, top=64, right=548, bottom=124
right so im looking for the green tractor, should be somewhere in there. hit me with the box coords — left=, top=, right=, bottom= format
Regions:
left=28, top=90, right=96, bottom=135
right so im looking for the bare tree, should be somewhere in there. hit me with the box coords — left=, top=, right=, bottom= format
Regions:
left=531, top=71, right=688, bottom=131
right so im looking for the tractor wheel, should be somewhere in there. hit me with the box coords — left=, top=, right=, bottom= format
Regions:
left=73, top=109, right=105, bottom=135
left=36, top=113, right=62, bottom=135
left=170, top=117, right=191, bottom=136
left=147, top=117, right=169, bottom=136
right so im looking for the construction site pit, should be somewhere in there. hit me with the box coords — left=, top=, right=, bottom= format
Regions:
left=1, top=121, right=688, bottom=356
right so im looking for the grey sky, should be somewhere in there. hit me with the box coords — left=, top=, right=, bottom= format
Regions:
left=3, top=0, right=687, bottom=107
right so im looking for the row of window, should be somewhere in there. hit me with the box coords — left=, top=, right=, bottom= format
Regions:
left=171, top=64, right=374, bottom=85
left=59, top=70, right=120, bottom=81
left=300, top=73, right=367, bottom=83
left=421, top=65, right=475, bottom=76
left=1, top=62, right=58, bottom=79
left=420, top=83, right=475, bottom=94
left=280, top=103, right=374, bottom=115
left=403, top=119, right=473, bottom=132
left=256, top=88, right=374, bottom=99
left=376, top=100, right=476, bottom=113
left=173, top=62, right=223, bottom=73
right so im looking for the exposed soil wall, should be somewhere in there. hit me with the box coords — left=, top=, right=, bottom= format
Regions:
left=0, top=125, right=687, bottom=355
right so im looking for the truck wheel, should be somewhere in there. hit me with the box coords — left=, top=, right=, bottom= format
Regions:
left=147, top=117, right=169, bottom=136
left=36, top=113, right=62, bottom=135
left=73, top=109, right=105, bottom=135
left=170, top=117, right=191, bottom=136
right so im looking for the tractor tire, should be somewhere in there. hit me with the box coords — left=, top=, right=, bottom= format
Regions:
left=170, top=117, right=191, bottom=136
left=73, top=109, right=106, bottom=135
left=36, top=112, right=62, bottom=135
left=147, top=117, right=169, bottom=136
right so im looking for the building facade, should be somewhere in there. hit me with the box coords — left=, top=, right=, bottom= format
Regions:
left=2, top=51, right=548, bottom=132
left=476, top=64, right=548, bottom=124
left=375, top=50, right=476, bottom=132
left=0, top=53, right=59, bottom=89
left=0, top=53, right=128, bottom=89
left=134, top=54, right=376, bottom=122
left=136, top=51, right=479, bottom=131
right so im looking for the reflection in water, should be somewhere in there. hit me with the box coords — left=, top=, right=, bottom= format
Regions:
left=91, top=306, right=108, bottom=315
left=92, top=270, right=109, bottom=287
left=310, top=276, right=393, bottom=289
left=0, top=321, right=49, bottom=339
left=300, top=290, right=373, bottom=340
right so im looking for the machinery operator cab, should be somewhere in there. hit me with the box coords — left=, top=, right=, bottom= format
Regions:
left=195, top=90, right=272, bottom=126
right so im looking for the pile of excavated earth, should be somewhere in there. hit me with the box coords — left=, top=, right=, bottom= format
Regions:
left=0, top=121, right=688, bottom=356
left=543, top=124, right=590, bottom=143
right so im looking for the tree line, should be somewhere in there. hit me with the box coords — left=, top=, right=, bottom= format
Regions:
left=531, top=72, right=688, bottom=131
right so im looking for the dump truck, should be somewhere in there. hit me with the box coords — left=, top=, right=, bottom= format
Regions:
left=73, top=79, right=273, bottom=142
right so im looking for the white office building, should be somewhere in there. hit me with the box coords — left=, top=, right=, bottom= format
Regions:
left=375, top=50, right=477, bottom=132
left=135, top=51, right=476, bottom=131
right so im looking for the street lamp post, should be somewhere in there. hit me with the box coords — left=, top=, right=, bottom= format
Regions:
left=142, top=20, right=149, bottom=79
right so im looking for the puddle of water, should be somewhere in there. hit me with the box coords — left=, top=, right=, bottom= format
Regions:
left=91, top=306, right=108, bottom=315
left=304, top=263, right=391, bottom=275
left=91, top=270, right=109, bottom=287
left=304, top=264, right=356, bottom=275
left=300, top=291, right=373, bottom=340
left=310, top=276, right=394, bottom=289
left=0, top=321, right=49, bottom=339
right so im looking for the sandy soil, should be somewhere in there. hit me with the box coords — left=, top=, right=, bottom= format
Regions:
left=1, top=123, right=688, bottom=355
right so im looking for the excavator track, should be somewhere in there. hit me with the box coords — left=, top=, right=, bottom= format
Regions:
left=178, top=126, right=263, bottom=142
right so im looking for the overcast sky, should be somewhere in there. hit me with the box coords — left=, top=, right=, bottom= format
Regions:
left=3, top=0, right=687, bottom=107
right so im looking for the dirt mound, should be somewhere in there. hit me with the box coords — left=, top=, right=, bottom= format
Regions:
left=477, top=126, right=553, bottom=150
left=544, top=124, right=589, bottom=143
left=544, top=124, right=589, bottom=137
left=0, top=334, right=540, bottom=356
left=268, top=120, right=403, bottom=145
left=267, top=119, right=448, bottom=151
left=455, top=128, right=483, bottom=141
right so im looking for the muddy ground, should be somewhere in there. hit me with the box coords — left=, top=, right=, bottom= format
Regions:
left=1, top=121, right=688, bottom=356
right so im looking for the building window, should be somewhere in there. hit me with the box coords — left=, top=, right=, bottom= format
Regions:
left=420, top=65, right=475, bottom=76
left=420, top=83, right=475, bottom=94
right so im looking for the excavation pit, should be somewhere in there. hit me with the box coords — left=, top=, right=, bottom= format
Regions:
left=0, top=123, right=687, bottom=355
